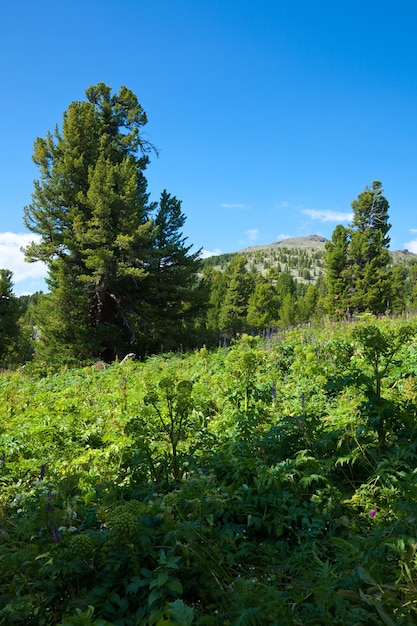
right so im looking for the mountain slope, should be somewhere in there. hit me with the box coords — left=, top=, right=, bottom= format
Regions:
left=201, top=235, right=417, bottom=284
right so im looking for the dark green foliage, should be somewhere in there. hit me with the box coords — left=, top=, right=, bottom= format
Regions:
left=23, top=83, right=202, bottom=364
left=246, top=280, right=280, bottom=329
left=324, top=181, right=392, bottom=316
left=323, top=224, right=350, bottom=313
left=203, top=221, right=412, bottom=343
left=0, top=270, right=19, bottom=364
left=141, top=190, right=205, bottom=355
left=0, top=270, right=30, bottom=367
left=217, top=256, right=254, bottom=337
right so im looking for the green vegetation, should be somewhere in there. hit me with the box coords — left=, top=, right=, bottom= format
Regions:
left=1, top=317, right=417, bottom=624
left=1, top=86, right=417, bottom=622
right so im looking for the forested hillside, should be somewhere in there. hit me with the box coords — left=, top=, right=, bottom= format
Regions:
left=201, top=234, right=417, bottom=286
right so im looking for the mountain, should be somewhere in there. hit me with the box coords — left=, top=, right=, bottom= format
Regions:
left=239, top=234, right=328, bottom=253
left=201, top=235, right=417, bottom=284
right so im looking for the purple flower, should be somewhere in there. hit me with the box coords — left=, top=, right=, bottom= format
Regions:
left=51, top=525, right=61, bottom=542
left=39, top=464, right=45, bottom=481
left=369, top=509, right=376, bottom=518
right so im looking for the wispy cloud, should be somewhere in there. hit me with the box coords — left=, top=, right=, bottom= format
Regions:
left=0, top=232, right=47, bottom=284
left=246, top=229, right=259, bottom=242
left=275, top=233, right=292, bottom=241
left=275, top=201, right=289, bottom=209
left=200, top=248, right=222, bottom=259
left=302, top=209, right=353, bottom=223
left=239, top=228, right=260, bottom=247
left=220, top=203, right=252, bottom=210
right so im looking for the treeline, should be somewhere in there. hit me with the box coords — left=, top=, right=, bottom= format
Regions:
left=203, top=256, right=320, bottom=338
left=202, top=243, right=326, bottom=282
left=3, top=234, right=417, bottom=369
left=202, top=180, right=417, bottom=339
left=1, top=81, right=416, bottom=368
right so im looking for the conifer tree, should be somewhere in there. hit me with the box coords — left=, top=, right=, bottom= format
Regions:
left=246, top=280, right=279, bottom=329
left=218, top=256, right=254, bottom=337
left=323, top=224, right=350, bottom=314
left=204, top=267, right=228, bottom=339
left=324, top=181, right=391, bottom=315
left=0, top=270, right=21, bottom=367
left=23, top=84, right=201, bottom=363
left=297, top=283, right=319, bottom=321
left=141, top=190, right=204, bottom=354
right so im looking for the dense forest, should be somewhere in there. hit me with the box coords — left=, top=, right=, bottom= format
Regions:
left=1, top=84, right=417, bottom=624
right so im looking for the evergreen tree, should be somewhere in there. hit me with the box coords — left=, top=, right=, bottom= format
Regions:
left=218, top=256, right=254, bottom=337
left=275, top=271, right=296, bottom=300
left=279, top=292, right=298, bottom=325
left=0, top=270, right=21, bottom=367
left=388, top=265, right=407, bottom=313
left=142, top=190, right=204, bottom=354
left=410, top=264, right=417, bottom=305
left=23, top=84, right=200, bottom=363
left=297, top=283, right=319, bottom=321
left=324, top=181, right=391, bottom=315
left=246, top=280, right=279, bottom=329
left=204, top=267, right=228, bottom=340
left=351, top=180, right=390, bottom=246
left=323, top=224, right=350, bottom=314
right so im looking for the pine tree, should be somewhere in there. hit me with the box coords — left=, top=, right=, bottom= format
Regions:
left=324, top=181, right=392, bottom=315
left=246, top=280, right=279, bottom=329
left=218, top=256, right=254, bottom=337
left=410, top=264, right=417, bottom=305
left=204, top=267, right=228, bottom=340
left=23, top=84, right=201, bottom=363
left=141, top=190, right=204, bottom=354
left=323, top=224, right=350, bottom=314
left=0, top=270, right=21, bottom=367
left=297, top=283, right=319, bottom=322
left=279, top=293, right=298, bottom=325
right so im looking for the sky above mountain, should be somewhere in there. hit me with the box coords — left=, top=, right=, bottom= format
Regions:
left=1, top=0, right=416, bottom=294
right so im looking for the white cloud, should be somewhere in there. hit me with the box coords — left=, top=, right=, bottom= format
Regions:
left=200, top=248, right=222, bottom=259
left=246, top=228, right=259, bottom=242
left=238, top=228, right=260, bottom=247
left=302, top=209, right=353, bottom=222
left=275, top=201, right=289, bottom=209
left=275, top=233, right=292, bottom=241
left=0, top=232, right=48, bottom=283
left=220, top=203, right=251, bottom=209
left=403, top=238, right=417, bottom=254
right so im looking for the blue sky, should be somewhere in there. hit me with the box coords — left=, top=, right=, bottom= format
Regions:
left=1, top=0, right=416, bottom=294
